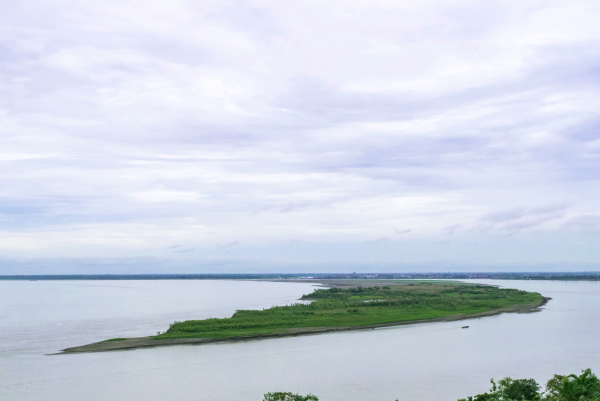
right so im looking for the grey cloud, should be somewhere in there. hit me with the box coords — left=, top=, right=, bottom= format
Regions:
left=365, top=237, right=389, bottom=244
left=216, top=241, right=240, bottom=250
left=561, top=215, right=600, bottom=232
left=280, top=201, right=310, bottom=213
left=250, top=201, right=320, bottom=215
left=174, top=247, right=196, bottom=253
left=441, top=225, right=462, bottom=236
left=249, top=206, right=274, bottom=216
left=207, top=0, right=284, bottom=40
left=477, top=206, right=567, bottom=235
left=395, top=229, right=411, bottom=235
left=135, top=36, right=215, bottom=67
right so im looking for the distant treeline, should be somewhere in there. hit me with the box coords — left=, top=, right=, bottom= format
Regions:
left=1, top=272, right=599, bottom=280
left=265, top=368, right=600, bottom=401
left=0, top=274, right=327, bottom=280
left=320, top=273, right=600, bottom=281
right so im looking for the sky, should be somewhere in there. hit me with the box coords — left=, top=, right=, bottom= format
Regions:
left=1, top=0, right=600, bottom=274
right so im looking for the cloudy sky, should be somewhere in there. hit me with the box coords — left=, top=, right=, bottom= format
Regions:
left=2, top=0, right=600, bottom=273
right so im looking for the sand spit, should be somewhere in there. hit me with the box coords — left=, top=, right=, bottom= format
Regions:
left=57, top=297, right=550, bottom=355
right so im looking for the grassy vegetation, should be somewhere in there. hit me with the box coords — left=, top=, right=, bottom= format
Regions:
left=102, top=338, right=127, bottom=342
left=154, top=283, right=543, bottom=340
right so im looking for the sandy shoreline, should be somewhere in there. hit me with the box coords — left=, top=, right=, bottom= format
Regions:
left=57, top=296, right=550, bottom=355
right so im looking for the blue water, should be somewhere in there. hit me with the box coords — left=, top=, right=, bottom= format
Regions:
left=0, top=279, right=599, bottom=401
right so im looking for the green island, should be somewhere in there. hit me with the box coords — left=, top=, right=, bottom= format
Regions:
left=155, top=282, right=544, bottom=340
left=60, top=281, right=547, bottom=354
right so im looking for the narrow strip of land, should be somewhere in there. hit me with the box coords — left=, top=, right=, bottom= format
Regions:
left=59, top=297, right=548, bottom=354
left=58, top=281, right=549, bottom=354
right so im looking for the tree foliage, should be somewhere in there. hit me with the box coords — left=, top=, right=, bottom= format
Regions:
left=544, top=369, right=600, bottom=401
left=459, top=369, right=600, bottom=401
left=262, top=369, right=599, bottom=401
left=263, top=392, right=318, bottom=401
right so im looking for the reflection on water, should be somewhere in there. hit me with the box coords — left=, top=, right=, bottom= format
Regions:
left=0, top=279, right=599, bottom=401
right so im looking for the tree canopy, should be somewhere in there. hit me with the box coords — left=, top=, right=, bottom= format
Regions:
left=459, top=369, right=600, bottom=401
left=263, top=392, right=318, bottom=401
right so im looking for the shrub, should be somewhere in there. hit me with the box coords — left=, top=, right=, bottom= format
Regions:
left=263, top=392, right=318, bottom=401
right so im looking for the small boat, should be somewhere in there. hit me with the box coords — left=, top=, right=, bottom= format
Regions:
left=462, top=326, right=469, bottom=329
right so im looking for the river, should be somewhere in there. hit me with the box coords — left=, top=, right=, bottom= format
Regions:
left=0, top=279, right=599, bottom=401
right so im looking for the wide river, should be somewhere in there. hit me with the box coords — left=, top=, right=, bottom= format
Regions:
left=0, top=279, right=599, bottom=401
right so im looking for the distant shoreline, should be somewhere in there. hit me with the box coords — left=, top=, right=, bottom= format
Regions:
left=3, top=273, right=600, bottom=281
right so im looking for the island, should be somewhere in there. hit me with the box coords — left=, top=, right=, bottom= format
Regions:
left=60, top=281, right=548, bottom=354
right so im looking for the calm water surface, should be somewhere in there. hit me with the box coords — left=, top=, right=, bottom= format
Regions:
left=0, top=279, right=599, bottom=401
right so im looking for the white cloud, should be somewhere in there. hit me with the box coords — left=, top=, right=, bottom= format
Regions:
left=129, top=190, right=204, bottom=203
left=1, top=0, right=600, bottom=271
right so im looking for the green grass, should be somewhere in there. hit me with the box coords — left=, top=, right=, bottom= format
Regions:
left=154, top=283, right=544, bottom=340
left=102, top=338, right=127, bottom=342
